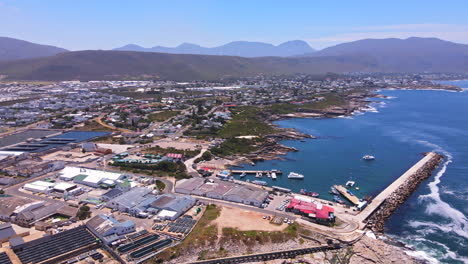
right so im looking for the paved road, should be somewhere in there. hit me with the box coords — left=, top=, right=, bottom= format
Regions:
left=184, top=148, right=208, bottom=176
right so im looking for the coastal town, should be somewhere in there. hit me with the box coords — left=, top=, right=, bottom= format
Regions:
left=0, top=73, right=458, bottom=264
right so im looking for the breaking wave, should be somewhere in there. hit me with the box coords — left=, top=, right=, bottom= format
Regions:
left=415, top=141, right=468, bottom=240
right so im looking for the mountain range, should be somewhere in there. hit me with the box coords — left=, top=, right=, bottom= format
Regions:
left=0, top=37, right=467, bottom=81
left=0, top=37, right=68, bottom=61
left=114, top=40, right=315, bottom=57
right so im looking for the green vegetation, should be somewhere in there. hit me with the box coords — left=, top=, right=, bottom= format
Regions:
left=217, top=107, right=275, bottom=138
left=219, top=222, right=300, bottom=247
left=194, top=150, right=213, bottom=164
left=155, top=180, right=166, bottom=191
left=147, top=110, right=180, bottom=122
left=153, top=204, right=221, bottom=263
left=266, top=93, right=347, bottom=115
left=143, top=145, right=201, bottom=159
left=76, top=205, right=91, bottom=220
left=211, top=138, right=260, bottom=157
left=111, top=160, right=190, bottom=180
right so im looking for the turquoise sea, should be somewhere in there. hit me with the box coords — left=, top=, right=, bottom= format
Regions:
left=238, top=81, right=468, bottom=263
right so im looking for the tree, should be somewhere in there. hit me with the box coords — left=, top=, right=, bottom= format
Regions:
left=76, top=205, right=91, bottom=220
left=201, top=151, right=213, bottom=161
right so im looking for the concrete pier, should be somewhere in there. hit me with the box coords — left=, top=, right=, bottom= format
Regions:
left=356, top=152, right=443, bottom=231
left=231, top=170, right=283, bottom=175
left=334, top=185, right=360, bottom=205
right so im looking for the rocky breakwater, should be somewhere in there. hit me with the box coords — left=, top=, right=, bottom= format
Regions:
left=243, top=129, right=315, bottom=162
left=366, top=152, right=443, bottom=233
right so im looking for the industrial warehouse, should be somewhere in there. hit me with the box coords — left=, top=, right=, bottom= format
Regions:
left=175, top=177, right=269, bottom=207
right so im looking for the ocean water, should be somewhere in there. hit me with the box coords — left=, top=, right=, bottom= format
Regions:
left=238, top=81, right=468, bottom=263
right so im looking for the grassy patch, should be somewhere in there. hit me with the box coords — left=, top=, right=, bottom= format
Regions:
left=217, top=106, right=275, bottom=138
left=147, top=110, right=180, bottom=122
left=143, top=145, right=201, bottom=159
left=219, top=223, right=300, bottom=247
left=210, top=138, right=260, bottom=157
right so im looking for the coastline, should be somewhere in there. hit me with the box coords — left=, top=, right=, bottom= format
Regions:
left=220, top=86, right=463, bottom=264
left=232, top=84, right=463, bottom=165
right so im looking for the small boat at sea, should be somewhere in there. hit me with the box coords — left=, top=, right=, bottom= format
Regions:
left=266, top=172, right=271, bottom=178
left=363, top=155, right=375, bottom=160
left=355, top=187, right=360, bottom=191
left=300, top=189, right=319, bottom=197
left=239, top=172, right=246, bottom=178
left=288, top=172, right=304, bottom=179
left=255, top=172, right=262, bottom=178
left=271, top=172, right=277, bottom=180
left=329, top=187, right=339, bottom=195
left=252, top=180, right=267, bottom=186
left=346, top=181, right=356, bottom=187
left=333, top=195, right=345, bottom=204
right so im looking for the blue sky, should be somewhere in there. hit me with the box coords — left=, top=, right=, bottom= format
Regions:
left=1, top=0, right=467, bottom=50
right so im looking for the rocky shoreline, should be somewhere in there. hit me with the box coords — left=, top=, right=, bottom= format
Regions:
left=366, top=153, right=444, bottom=233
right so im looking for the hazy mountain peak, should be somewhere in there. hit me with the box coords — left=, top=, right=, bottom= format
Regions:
left=0, top=36, right=68, bottom=61
left=114, top=40, right=315, bottom=57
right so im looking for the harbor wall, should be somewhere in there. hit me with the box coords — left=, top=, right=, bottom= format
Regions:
left=365, top=152, right=443, bottom=233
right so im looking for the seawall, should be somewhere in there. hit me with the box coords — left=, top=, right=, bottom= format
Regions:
left=360, top=152, right=443, bottom=232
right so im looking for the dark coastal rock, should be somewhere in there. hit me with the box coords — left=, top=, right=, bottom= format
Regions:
left=366, top=153, right=443, bottom=233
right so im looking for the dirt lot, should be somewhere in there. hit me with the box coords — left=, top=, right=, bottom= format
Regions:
left=212, top=206, right=287, bottom=232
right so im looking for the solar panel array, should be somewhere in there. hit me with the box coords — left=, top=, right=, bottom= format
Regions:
left=127, top=229, right=148, bottom=240
left=128, top=239, right=172, bottom=259
left=167, top=216, right=196, bottom=234
left=13, top=226, right=97, bottom=264
left=117, top=234, right=160, bottom=253
left=0, top=252, right=12, bottom=264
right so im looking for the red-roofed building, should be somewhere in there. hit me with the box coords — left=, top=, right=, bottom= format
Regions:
left=166, top=153, right=183, bottom=161
left=286, top=198, right=335, bottom=225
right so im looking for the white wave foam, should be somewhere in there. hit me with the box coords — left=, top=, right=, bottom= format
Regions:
left=337, top=115, right=354, bottom=119
left=405, top=249, right=439, bottom=264
left=415, top=140, right=468, bottom=239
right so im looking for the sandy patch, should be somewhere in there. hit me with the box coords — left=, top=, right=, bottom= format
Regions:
left=212, top=206, right=288, bottom=232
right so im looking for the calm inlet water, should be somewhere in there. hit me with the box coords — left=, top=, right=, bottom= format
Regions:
left=239, top=81, right=468, bottom=264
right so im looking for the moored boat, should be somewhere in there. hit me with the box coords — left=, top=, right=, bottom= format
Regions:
left=333, top=195, right=345, bottom=204
left=300, top=189, right=319, bottom=197
left=252, top=180, right=267, bottom=186
left=288, top=172, right=304, bottom=179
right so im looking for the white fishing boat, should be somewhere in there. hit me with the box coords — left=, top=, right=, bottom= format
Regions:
left=346, top=181, right=356, bottom=187
left=239, top=172, right=246, bottom=178
left=271, top=172, right=277, bottom=180
left=288, top=172, right=304, bottom=179
left=362, top=155, right=375, bottom=160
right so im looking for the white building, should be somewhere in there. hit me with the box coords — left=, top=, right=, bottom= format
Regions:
left=59, top=167, right=125, bottom=188
left=23, top=181, right=55, bottom=193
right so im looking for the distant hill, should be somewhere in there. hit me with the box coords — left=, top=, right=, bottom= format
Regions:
left=1, top=37, right=468, bottom=81
left=114, top=40, right=315, bottom=57
left=0, top=37, right=68, bottom=61
left=306, top=37, right=468, bottom=72
left=0, top=50, right=375, bottom=81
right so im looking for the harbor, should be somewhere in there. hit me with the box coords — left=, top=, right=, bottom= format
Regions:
left=231, top=169, right=283, bottom=175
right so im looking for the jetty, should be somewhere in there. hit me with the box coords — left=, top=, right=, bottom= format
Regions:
left=334, top=185, right=360, bottom=205
left=357, top=152, right=443, bottom=231
left=231, top=170, right=282, bottom=175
